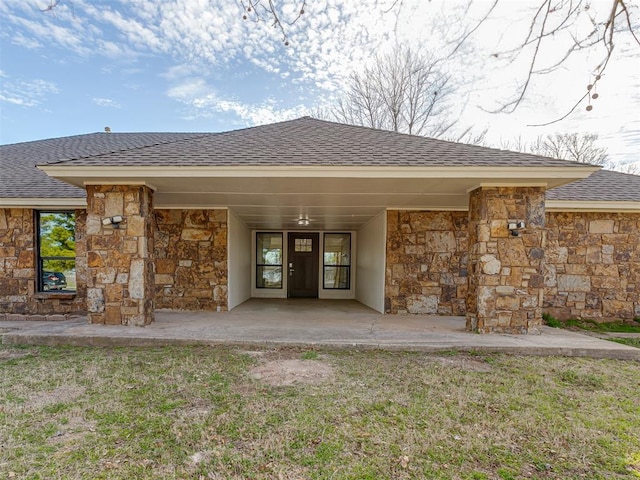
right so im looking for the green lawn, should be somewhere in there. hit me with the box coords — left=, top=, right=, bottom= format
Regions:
left=1, top=345, right=639, bottom=479
left=543, top=314, right=640, bottom=334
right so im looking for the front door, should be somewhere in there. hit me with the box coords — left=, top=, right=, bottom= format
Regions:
left=287, top=232, right=319, bottom=298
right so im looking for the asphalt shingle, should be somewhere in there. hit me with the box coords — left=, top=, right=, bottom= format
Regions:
left=46, top=117, right=591, bottom=168
left=0, top=132, right=206, bottom=198
left=547, top=169, right=640, bottom=202
left=1, top=118, right=636, bottom=204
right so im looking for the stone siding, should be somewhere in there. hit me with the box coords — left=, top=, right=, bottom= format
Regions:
left=86, top=185, right=154, bottom=325
left=0, top=208, right=86, bottom=318
left=385, top=211, right=468, bottom=315
left=154, top=209, right=228, bottom=311
left=466, top=187, right=546, bottom=334
left=545, top=211, right=640, bottom=321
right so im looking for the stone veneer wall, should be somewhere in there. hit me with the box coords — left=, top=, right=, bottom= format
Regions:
left=385, top=211, right=469, bottom=315
left=86, top=185, right=154, bottom=325
left=154, top=209, right=228, bottom=311
left=466, top=187, right=546, bottom=334
left=0, top=208, right=87, bottom=318
left=545, top=211, right=640, bottom=321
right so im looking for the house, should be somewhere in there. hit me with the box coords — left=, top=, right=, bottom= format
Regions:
left=1, top=117, right=639, bottom=333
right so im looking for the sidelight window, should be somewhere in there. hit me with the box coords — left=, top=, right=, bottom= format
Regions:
left=323, top=233, right=351, bottom=289
left=256, top=232, right=283, bottom=289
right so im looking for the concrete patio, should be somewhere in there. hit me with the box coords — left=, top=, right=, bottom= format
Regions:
left=1, top=299, right=639, bottom=360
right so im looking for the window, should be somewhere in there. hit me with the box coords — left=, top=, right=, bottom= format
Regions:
left=37, top=211, right=76, bottom=293
left=256, top=232, right=283, bottom=289
left=323, top=233, right=351, bottom=289
left=294, top=238, right=313, bottom=252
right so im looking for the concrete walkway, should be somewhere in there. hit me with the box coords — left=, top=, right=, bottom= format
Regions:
left=2, top=299, right=639, bottom=360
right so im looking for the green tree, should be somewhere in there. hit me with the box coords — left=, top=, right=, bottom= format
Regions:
left=39, top=212, right=75, bottom=272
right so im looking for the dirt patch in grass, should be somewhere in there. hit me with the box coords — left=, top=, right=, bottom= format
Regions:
left=423, top=354, right=494, bottom=372
left=249, top=359, right=334, bottom=386
left=25, top=385, right=86, bottom=409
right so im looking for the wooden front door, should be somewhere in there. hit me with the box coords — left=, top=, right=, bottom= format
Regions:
left=287, top=232, right=319, bottom=298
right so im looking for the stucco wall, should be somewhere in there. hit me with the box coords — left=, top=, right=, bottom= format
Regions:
left=385, top=210, right=469, bottom=315
left=545, top=211, right=640, bottom=321
left=154, top=209, right=228, bottom=311
left=227, top=210, right=251, bottom=310
left=0, top=208, right=86, bottom=318
left=356, top=211, right=386, bottom=313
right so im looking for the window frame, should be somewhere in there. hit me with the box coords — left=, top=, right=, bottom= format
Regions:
left=322, top=232, right=351, bottom=290
left=255, top=232, right=284, bottom=289
left=36, top=210, right=76, bottom=293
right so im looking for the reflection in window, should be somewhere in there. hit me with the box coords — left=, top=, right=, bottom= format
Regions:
left=323, top=233, right=351, bottom=289
left=38, top=211, right=76, bottom=292
left=256, top=233, right=283, bottom=288
left=294, top=238, right=313, bottom=252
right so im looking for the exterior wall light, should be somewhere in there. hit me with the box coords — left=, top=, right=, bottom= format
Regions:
left=507, top=221, right=525, bottom=236
left=102, top=215, right=124, bottom=228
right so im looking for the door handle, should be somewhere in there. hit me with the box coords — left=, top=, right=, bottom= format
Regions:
left=289, top=268, right=295, bottom=276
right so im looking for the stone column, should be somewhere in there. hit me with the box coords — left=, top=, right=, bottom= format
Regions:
left=466, top=187, right=546, bottom=334
left=85, top=185, right=154, bottom=326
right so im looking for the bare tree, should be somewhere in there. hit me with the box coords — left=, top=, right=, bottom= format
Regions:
left=503, top=132, right=609, bottom=165
left=613, top=162, right=640, bottom=175
left=42, top=0, right=638, bottom=126
left=325, top=46, right=454, bottom=137
left=241, top=0, right=638, bottom=122
left=239, top=0, right=306, bottom=45
left=492, top=1, right=638, bottom=120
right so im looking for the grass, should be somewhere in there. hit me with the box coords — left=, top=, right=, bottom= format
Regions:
left=543, top=314, right=640, bottom=334
left=610, top=338, right=640, bottom=349
left=1, top=345, right=639, bottom=479
left=301, top=350, right=319, bottom=360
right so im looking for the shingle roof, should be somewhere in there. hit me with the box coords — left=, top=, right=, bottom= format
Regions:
left=3, top=118, right=636, bottom=205
left=547, top=169, right=640, bottom=202
left=47, top=117, right=590, bottom=168
left=0, top=132, right=206, bottom=198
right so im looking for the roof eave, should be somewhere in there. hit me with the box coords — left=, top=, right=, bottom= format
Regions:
left=546, top=200, right=640, bottom=212
left=38, top=164, right=599, bottom=183
left=0, top=197, right=87, bottom=209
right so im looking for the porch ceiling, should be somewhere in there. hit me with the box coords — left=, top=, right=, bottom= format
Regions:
left=39, top=165, right=596, bottom=230
left=153, top=176, right=475, bottom=230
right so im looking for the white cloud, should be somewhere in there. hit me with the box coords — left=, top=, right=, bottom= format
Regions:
left=92, top=97, right=122, bottom=108
left=0, top=74, right=59, bottom=107
left=166, top=77, right=212, bottom=101
left=1, top=0, right=638, bottom=161
left=166, top=75, right=308, bottom=125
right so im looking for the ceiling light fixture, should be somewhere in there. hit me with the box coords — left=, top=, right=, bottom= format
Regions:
left=297, top=217, right=310, bottom=226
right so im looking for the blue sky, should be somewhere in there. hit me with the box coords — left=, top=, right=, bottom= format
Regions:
left=1, top=0, right=639, bottom=168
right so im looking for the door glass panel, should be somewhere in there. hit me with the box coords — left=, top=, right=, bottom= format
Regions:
left=323, top=233, right=351, bottom=289
left=257, top=233, right=283, bottom=288
left=294, top=238, right=313, bottom=252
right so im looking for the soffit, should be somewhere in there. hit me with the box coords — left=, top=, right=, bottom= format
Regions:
left=55, top=171, right=589, bottom=230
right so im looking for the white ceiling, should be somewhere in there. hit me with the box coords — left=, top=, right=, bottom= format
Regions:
left=42, top=166, right=594, bottom=231
left=149, top=176, right=540, bottom=230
